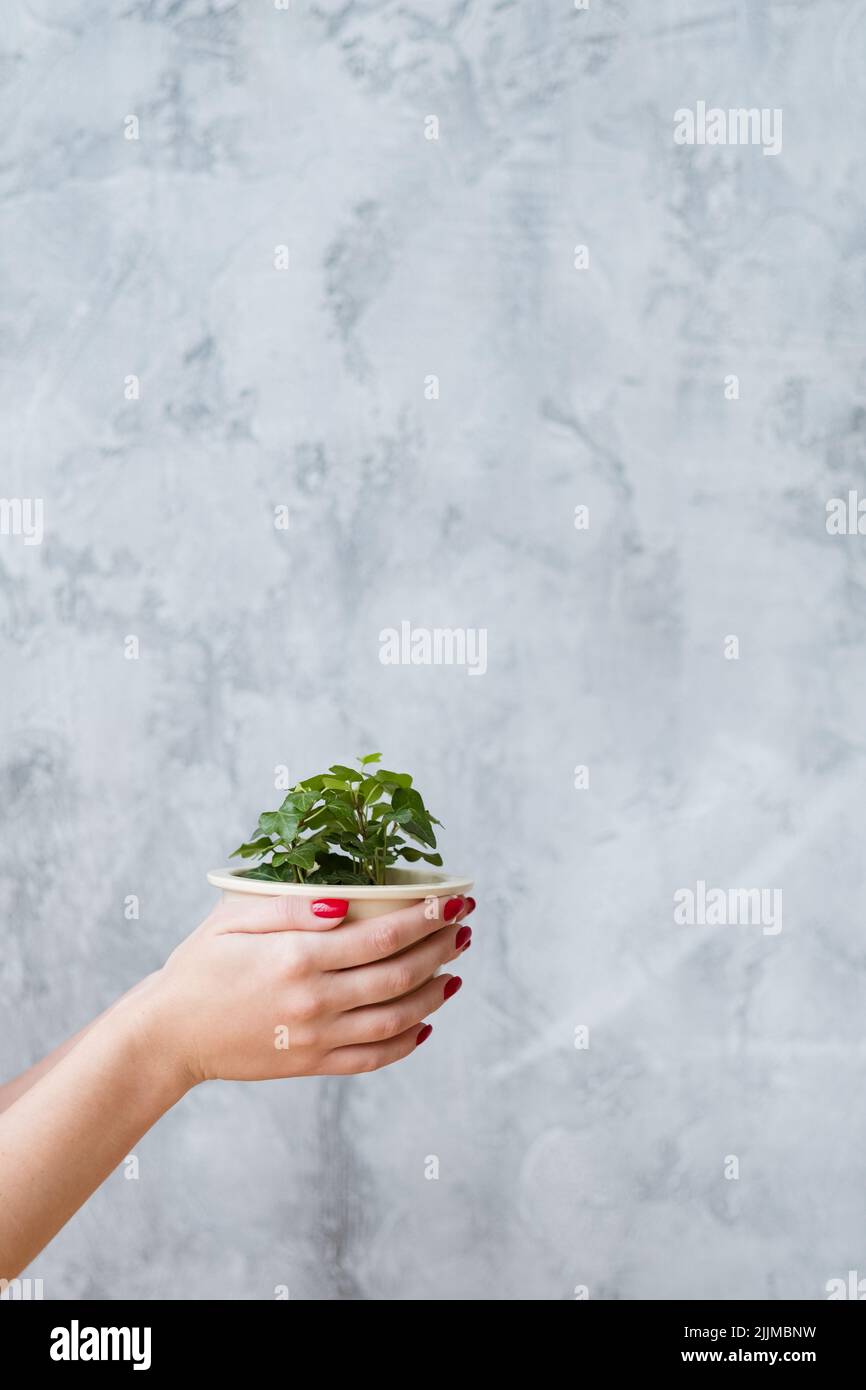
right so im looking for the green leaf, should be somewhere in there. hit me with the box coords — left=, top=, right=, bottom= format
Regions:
left=310, top=829, right=351, bottom=849
left=357, top=833, right=388, bottom=856
left=321, top=798, right=358, bottom=833
left=329, top=764, right=364, bottom=782
left=257, top=810, right=301, bottom=843
left=306, top=868, right=371, bottom=885
left=371, top=803, right=413, bottom=824
left=358, top=752, right=382, bottom=765
left=278, top=842, right=319, bottom=869
left=321, top=776, right=350, bottom=791
left=240, top=862, right=292, bottom=882
left=403, top=815, right=437, bottom=848
left=298, top=774, right=327, bottom=791
left=400, top=839, right=439, bottom=861
left=392, top=787, right=441, bottom=831
left=374, top=769, right=413, bottom=789
left=279, top=789, right=320, bottom=816
left=360, top=778, right=384, bottom=805
left=391, top=786, right=427, bottom=817
left=308, top=851, right=371, bottom=885
left=230, top=836, right=274, bottom=859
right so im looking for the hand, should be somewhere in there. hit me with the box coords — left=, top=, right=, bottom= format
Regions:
left=143, top=893, right=475, bottom=1085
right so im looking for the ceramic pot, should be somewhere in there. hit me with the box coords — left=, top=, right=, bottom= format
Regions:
left=206, top=865, right=473, bottom=921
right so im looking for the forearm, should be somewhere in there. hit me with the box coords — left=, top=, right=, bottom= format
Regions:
left=0, top=974, right=159, bottom=1116
left=0, top=980, right=190, bottom=1279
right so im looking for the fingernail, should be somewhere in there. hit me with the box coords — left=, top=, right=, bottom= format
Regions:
left=311, top=899, right=349, bottom=918
left=443, top=896, right=464, bottom=922
left=464, top=896, right=476, bottom=915
left=460, top=939, right=471, bottom=952
left=455, top=925, right=471, bottom=949
left=416, top=1023, right=433, bottom=1046
left=443, top=976, right=462, bottom=1000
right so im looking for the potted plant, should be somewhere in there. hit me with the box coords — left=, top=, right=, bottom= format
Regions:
left=208, top=753, right=472, bottom=920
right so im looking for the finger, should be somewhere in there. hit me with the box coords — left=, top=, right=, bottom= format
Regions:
left=215, top=893, right=349, bottom=934
left=313, top=895, right=467, bottom=969
left=328, top=973, right=461, bottom=1046
left=396, top=921, right=472, bottom=992
left=319, top=1021, right=434, bottom=1076
left=324, top=924, right=465, bottom=1010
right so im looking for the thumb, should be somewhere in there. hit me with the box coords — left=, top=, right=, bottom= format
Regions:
left=218, top=893, right=349, bottom=933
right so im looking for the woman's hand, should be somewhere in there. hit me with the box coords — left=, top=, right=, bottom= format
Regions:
left=0, top=892, right=474, bottom=1278
left=143, top=893, right=475, bottom=1086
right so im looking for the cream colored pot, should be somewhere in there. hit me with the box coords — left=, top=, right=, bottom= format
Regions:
left=206, top=866, right=473, bottom=921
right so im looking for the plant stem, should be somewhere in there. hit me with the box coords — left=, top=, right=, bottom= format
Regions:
left=378, top=819, right=391, bottom=885
left=351, top=784, right=374, bottom=884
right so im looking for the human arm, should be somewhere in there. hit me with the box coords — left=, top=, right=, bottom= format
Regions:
left=0, top=892, right=472, bottom=1278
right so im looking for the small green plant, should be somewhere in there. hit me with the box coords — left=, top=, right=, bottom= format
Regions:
left=231, top=753, right=443, bottom=886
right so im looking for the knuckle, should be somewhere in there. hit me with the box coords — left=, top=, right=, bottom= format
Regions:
left=358, top=1048, right=383, bottom=1073
left=292, top=985, right=322, bottom=1023
left=282, top=938, right=308, bottom=979
left=386, top=961, right=414, bottom=997
left=272, top=895, right=296, bottom=925
left=371, top=920, right=400, bottom=957
left=377, top=1007, right=406, bottom=1041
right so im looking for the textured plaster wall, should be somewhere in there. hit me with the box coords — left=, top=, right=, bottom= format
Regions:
left=2, top=0, right=865, bottom=1299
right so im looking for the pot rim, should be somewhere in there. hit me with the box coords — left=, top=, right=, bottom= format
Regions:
left=206, top=866, right=473, bottom=898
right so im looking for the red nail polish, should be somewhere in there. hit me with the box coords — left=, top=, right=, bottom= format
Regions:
left=455, top=925, right=471, bottom=949
left=311, top=899, right=349, bottom=918
left=460, top=939, right=471, bottom=952
left=444, top=896, right=464, bottom=921
left=464, top=896, right=476, bottom=915
left=416, top=1023, right=433, bottom=1046
left=443, top=976, right=462, bottom=1000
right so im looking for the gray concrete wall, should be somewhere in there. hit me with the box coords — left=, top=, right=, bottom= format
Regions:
left=2, top=0, right=863, bottom=1299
